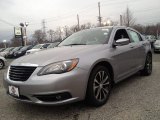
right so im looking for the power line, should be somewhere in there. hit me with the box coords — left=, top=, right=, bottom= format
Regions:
left=28, top=0, right=159, bottom=27
left=0, top=34, right=14, bottom=40
left=0, top=19, right=15, bottom=26
left=29, top=0, right=141, bottom=26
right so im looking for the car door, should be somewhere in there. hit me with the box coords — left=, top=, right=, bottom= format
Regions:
left=111, top=28, right=138, bottom=81
left=127, top=29, right=146, bottom=69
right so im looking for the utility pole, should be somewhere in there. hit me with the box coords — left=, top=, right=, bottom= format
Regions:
left=42, top=19, right=46, bottom=34
left=77, top=14, right=80, bottom=31
left=42, top=19, right=46, bottom=41
left=98, top=2, right=102, bottom=27
left=120, top=15, right=123, bottom=26
left=157, top=24, right=159, bottom=39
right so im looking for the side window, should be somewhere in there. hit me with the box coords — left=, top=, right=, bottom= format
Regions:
left=114, top=29, right=130, bottom=41
left=127, top=30, right=141, bottom=43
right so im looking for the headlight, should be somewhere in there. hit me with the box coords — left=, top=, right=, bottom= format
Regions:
left=38, top=58, right=79, bottom=75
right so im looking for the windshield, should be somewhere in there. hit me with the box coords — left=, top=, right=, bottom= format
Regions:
left=32, top=44, right=43, bottom=49
left=19, top=46, right=28, bottom=51
left=11, top=47, right=21, bottom=52
left=58, top=28, right=112, bottom=46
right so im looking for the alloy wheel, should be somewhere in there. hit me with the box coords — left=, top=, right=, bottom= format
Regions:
left=0, top=61, right=4, bottom=69
left=93, top=71, right=110, bottom=102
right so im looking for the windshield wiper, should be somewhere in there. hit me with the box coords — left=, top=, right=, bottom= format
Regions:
left=64, top=43, right=86, bottom=46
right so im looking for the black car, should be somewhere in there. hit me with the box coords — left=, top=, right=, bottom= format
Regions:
left=6, top=46, right=23, bottom=58
left=14, top=45, right=33, bottom=58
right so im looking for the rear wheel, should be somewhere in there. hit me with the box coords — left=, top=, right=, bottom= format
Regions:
left=86, top=66, right=112, bottom=107
left=0, top=60, right=4, bottom=69
left=141, top=53, right=152, bottom=76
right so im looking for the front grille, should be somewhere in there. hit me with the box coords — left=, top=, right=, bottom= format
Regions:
left=9, top=66, right=37, bottom=81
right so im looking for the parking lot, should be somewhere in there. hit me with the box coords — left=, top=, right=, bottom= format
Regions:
left=0, top=53, right=160, bottom=120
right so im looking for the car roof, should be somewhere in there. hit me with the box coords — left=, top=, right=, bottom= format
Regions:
left=90, top=26, right=134, bottom=30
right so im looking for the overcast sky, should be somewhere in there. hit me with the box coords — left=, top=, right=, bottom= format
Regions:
left=0, top=0, right=160, bottom=42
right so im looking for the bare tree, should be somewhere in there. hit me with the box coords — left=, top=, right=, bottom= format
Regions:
left=10, top=37, right=22, bottom=47
left=0, top=42, right=4, bottom=48
left=122, top=7, right=135, bottom=27
left=32, top=30, right=46, bottom=44
left=64, top=26, right=72, bottom=38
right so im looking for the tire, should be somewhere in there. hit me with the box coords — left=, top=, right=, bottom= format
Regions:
left=141, top=53, right=152, bottom=76
left=0, top=60, right=4, bottom=70
left=86, top=66, right=112, bottom=107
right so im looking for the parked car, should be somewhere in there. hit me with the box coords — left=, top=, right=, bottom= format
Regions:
left=47, top=42, right=60, bottom=49
left=26, top=43, right=51, bottom=54
left=145, top=35, right=156, bottom=48
left=0, top=56, right=7, bottom=69
left=0, top=48, right=6, bottom=52
left=14, top=45, right=33, bottom=58
left=0, top=47, right=15, bottom=58
left=3, top=26, right=152, bottom=107
left=153, top=39, right=160, bottom=52
left=6, top=46, right=23, bottom=58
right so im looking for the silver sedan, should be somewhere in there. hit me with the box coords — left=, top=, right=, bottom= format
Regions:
left=154, top=39, right=160, bottom=52
left=3, top=26, right=152, bottom=107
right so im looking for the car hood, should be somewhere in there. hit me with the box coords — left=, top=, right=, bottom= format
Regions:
left=0, top=52, right=8, bottom=57
left=11, top=45, right=109, bottom=66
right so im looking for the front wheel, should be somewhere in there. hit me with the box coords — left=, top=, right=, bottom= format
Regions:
left=0, top=60, right=4, bottom=69
left=141, top=53, right=152, bottom=76
left=86, top=66, right=112, bottom=107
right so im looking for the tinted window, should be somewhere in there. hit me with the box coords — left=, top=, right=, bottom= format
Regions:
left=20, top=46, right=28, bottom=51
left=128, top=30, right=141, bottom=43
left=114, top=29, right=129, bottom=41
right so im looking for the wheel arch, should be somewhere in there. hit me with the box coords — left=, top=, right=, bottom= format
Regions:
left=85, top=60, right=115, bottom=99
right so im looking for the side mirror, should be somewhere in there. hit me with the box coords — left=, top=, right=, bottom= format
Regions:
left=113, top=38, right=130, bottom=47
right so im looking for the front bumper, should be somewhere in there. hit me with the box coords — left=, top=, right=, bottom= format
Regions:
left=3, top=67, right=89, bottom=105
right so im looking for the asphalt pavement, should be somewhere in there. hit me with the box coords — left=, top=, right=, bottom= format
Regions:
left=0, top=53, right=160, bottom=120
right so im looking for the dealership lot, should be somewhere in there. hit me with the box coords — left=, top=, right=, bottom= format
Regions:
left=0, top=53, right=160, bottom=120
